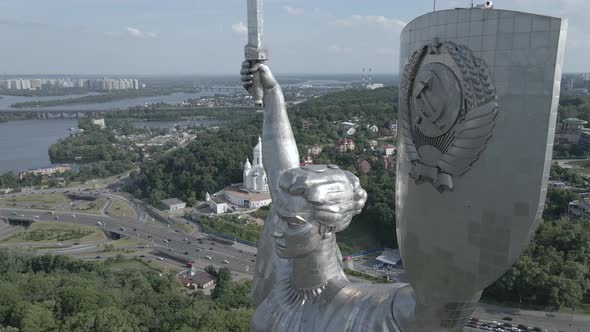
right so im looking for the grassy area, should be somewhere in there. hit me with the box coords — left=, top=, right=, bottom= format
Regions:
left=567, top=160, right=590, bottom=169
left=1, top=222, right=106, bottom=244
left=104, top=258, right=163, bottom=273
left=558, top=303, right=590, bottom=315
left=250, top=206, right=270, bottom=220
left=344, top=268, right=388, bottom=284
left=72, top=197, right=108, bottom=214
left=173, top=220, right=195, bottom=234
left=107, top=198, right=137, bottom=218
left=0, top=193, right=68, bottom=207
left=565, top=160, right=590, bottom=176
left=101, top=237, right=144, bottom=251
left=199, top=215, right=262, bottom=243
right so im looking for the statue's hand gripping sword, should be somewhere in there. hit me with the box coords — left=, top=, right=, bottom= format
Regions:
left=245, top=0, right=268, bottom=107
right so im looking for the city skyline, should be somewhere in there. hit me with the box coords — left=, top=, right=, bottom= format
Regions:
left=0, top=0, right=588, bottom=75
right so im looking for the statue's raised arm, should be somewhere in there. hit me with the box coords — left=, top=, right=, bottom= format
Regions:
left=241, top=62, right=299, bottom=196
left=241, top=62, right=300, bottom=305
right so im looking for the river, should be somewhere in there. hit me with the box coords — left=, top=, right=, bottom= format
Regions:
left=0, top=119, right=211, bottom=173
left=0, top=119, right=77, bottom=173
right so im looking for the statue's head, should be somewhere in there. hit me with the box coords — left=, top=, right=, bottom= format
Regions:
left=272, top=165, right=367, bottom=259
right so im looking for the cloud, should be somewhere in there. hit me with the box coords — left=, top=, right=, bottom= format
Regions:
left=283, top=6, right=304, bottom=15
left=231, top=21, right=247, bottom=36
left=334, top=15, right=406, bottom=30
left=329, top=45, right=352, bottom=54
left=126, top=27, right=156, bottom=38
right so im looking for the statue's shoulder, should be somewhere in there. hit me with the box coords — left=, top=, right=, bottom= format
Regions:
left=318, top=280, right=406, bottom=332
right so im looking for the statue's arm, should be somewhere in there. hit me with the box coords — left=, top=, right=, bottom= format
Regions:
left=241, top=62, right=299, bottom=305
left=241, top=62, right=300, bottom=192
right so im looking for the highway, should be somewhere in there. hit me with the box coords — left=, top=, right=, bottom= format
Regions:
left=0, top=206, right=257, bottom=276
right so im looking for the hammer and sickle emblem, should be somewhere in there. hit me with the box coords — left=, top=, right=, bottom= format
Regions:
left=413, top=73, right=448, bottom=131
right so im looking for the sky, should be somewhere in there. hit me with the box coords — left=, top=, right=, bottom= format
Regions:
left=0, top=0, right=588, bottom=75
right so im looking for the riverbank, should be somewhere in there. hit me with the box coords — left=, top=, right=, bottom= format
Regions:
left=9, top=89, right=177, bottom=108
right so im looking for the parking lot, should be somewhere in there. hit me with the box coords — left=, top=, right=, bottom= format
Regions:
left=350, top=254, right=409, bottom=282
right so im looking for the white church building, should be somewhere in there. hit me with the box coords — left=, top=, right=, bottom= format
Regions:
left=207, top=137, right=272, bottom=212
left=242, top=136, right=269, bottom=192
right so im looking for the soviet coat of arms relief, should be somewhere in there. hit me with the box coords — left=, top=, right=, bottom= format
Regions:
left=400, top=40, right=499, bottom=192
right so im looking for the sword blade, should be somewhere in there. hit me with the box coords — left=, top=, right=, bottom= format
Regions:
left=247, top=0, right=263, bottom=49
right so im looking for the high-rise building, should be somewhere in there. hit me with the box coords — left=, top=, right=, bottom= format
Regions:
left=31, top=79, right=42, bottom=89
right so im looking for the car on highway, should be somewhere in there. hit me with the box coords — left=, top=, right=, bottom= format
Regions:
left=223, top=260, right=229, bottom=264
left=157, top=257, right=164, bottom=261
left=33, top=216, right=40, bottom=219
left=96, top=256, right=102, bottom=259
left=72, top=214, right=76, bottom=218
left=502, top=317, right=512, bottom=321
left=209, top=248, right=213, bottom=250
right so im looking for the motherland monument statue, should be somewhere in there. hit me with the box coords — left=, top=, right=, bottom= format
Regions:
left=241, top=1, right=568, bottom=331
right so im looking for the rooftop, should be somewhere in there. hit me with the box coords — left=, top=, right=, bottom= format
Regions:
left=224, top=185, right=271, bottom=201
left=161, top=198, right=185, bottom=206
left=193, top=271, right=216, bottom=285
left=376, top=248, right=401, bottom=266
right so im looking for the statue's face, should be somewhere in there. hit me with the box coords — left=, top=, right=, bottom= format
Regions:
left=273, top=213, right=322, bottom=259
left=272, top=194, right=322, bottom=259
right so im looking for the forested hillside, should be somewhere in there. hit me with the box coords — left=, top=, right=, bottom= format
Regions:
left=0, top=251, right=252, bottom=331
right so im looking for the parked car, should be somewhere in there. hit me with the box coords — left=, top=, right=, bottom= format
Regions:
left=205, top=256, right=212, bottom=260
left=223, top=260, right=230, bottom=264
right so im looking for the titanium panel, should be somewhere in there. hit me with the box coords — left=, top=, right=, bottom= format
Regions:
left=396, top=8, right=567, bottom=309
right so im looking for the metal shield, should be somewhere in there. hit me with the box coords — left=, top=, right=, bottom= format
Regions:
left=396, top=8, right=567, bottom=304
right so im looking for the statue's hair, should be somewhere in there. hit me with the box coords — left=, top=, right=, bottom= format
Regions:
left=278, top=165, right=367, bottom=233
